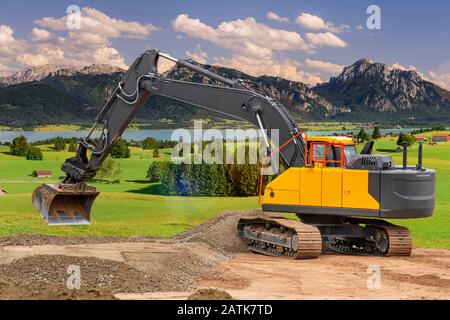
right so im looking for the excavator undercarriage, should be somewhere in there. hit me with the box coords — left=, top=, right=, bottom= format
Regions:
left=238, top=213, right=412, bottom=259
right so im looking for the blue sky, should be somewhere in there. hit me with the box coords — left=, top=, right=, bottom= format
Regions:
left=1, top=0, right=449, bottom=88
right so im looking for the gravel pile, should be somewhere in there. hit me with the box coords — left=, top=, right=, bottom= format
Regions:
left=0, top=255, right=166, bottom=293
left=174, top=210, right=261, bottom=255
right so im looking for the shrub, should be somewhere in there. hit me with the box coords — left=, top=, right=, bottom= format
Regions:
left=396, top=133, right=415, bottom=147
left=356, top=128, right=370, bottom=143
left=26, top=147, right=43, bottom=160
left=68, top=143, right=77, bottom=152
left=153, top=148, right=160, bottom=159
left=111, top=138, right=130, bottom=158
left=372, top=126, right=382, bottom=139
left=10, top=136, right=29, bottom=156
left=95, top=157, right=123, bottom=183
left=53, top=137, right=66, bottom=151
left=143, top=137, right=158, bottom=150
left=147, top=162, right=162, bottom=183
left=156, top=162, right=263, bottom=197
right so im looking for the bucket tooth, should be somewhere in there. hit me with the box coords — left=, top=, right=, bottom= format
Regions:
left=32, top=183, right=99, bottom=226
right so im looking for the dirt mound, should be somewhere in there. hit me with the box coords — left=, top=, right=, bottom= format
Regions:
left=0, top=254, right=169, bottom=293
left=0, top=280, right=116, bottom=300
left=174, top=210, right=260, bottom=255
left=188, top=288, right=233, bottom=300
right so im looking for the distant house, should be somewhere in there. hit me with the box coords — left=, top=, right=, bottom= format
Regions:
left=415, top=136, right=427, bottom=142
left=33, top=170, right=52, bottom=178
left=432, top=134, right=450, bottom=143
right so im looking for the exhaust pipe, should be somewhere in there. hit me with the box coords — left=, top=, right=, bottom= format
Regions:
left=416, top=142, right=423, bottom=170
left=402, top=144, right=408, bottom=169
left=32, top=184, right=99, bottom=225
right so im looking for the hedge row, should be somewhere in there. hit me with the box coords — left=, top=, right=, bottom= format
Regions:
left=148, top=161, right=264, bottom=197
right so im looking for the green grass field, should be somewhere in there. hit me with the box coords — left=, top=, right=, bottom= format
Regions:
left=0, top=132, right=449, bottom=248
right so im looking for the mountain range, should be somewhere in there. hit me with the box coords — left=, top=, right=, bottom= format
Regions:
left=1, top=59, right=449, bottom=128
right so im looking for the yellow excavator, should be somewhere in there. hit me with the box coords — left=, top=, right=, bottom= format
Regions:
left=32, top=50, right=436, bottom=259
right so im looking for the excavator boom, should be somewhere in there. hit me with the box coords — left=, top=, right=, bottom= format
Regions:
left=32, top=50, right=306, bottom=225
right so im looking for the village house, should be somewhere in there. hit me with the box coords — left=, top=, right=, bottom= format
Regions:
left=33, top=170, right=52, bottom=178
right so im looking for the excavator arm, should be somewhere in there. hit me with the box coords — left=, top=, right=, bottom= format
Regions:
left=32, top=50, right=306, bottom=225
left=63, top=50, right=305, bottom=183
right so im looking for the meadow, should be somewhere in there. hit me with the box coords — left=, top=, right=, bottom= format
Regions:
left=0, top=131, right=448, bottom=248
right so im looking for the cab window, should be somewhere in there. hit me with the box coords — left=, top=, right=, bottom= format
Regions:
left=313, top=144, right=325, bottom=160
left=344, top=145, right=357, bottom=160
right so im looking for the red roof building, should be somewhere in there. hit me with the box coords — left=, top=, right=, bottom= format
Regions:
left=432, top=134, right=450, bottom=142
left=33, top=170, right=52, bottom=178
left=415, top=136, right=427, bottom=142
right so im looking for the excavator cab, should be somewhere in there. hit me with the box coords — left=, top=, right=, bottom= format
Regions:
left=304, top=136, right=357, bottom=168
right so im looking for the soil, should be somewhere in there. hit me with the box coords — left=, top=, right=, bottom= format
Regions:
left=0, top=279, right=116, bottom=300
left=0, top=210, right=449, bottom=300
left=188, top=288, right=233, bottom=300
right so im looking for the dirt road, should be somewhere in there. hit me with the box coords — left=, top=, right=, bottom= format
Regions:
left=0, top=211, right=449, bottom=300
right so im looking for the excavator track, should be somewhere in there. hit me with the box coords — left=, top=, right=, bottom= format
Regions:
left=309, top=217, right=413, bottom=257
left=238, top=213, right=322, bottom=259
left=350, top=218, right=413, bottom=256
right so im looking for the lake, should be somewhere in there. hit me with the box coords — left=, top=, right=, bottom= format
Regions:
left=0, top=128, right=416, bottom=143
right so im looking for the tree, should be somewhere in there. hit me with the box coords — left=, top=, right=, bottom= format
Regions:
left=143, top=137, right=158, bottom=150
left=10, top=136, right=29, bottom=156
left=372, top=126, right=382, bottom=139
left=54, top=137, right=66, bottom=151
left=396, top=133, right=415, bottom=147
left=95, top=157, right=122, bottom=182
left=26, top=147, right=43, bottom=160
left=111, top=138, right=130, bottom=158
left=153, top=148, right=160, bottom=159
left=147, top=162, right=162, bottom=183
left=356, top=128, right=370, bottom=143
left=68, top=143, right=77, bottom=152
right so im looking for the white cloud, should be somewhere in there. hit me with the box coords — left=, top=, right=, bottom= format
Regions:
left=214, top=55, right=324, bottom=85
left=0, top=25, right=28, bottom=56
left=30, top=28, right=51, bottom=42
left=305, top=32, right=348, bottom=48
left=0, top=61, right=15, bottom=76
left=427, top=71, right=450, bottom=90
left=0, top=8, right=161, bottom=73
left=185, top=45, right=208, bottom=64
left=267, top=11, right=289, bottom=23
left=172, top=14, right=327, bottom=84
left=35, top=7, right=159, bottom=39
left=305, top=58, right=343, bottom=74
left=172, top=14, right=312, bottom=60
left=296, top=13, right=350, bottom=33
left=356, top=25, right=364, bottom=31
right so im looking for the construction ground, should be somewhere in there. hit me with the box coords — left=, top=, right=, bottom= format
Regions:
left=0, top=211, right=449, bottom=300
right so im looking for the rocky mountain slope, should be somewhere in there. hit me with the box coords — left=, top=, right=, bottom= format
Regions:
left=0, top=64, right=124, bottom=86
left=0, top=59, right=449, bottom=128
left=315, top=58, right=450, bottom=121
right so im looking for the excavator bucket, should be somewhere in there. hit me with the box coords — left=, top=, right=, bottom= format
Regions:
left=32, top=184, right=99, bottom=226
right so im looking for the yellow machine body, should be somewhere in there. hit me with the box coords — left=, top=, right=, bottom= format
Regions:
left=262, top=136, right=380, bottom=217
left=263, top=167, right=379, bottom=210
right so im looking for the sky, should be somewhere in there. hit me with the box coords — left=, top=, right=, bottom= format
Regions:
left=1, top=0, right=450, bottom=89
